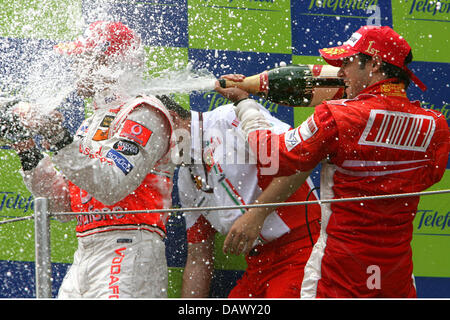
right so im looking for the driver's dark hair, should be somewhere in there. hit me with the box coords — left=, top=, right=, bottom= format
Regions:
left=357, top=51, right=413, bottom=88
left=156, top=95, right=191, bottom=119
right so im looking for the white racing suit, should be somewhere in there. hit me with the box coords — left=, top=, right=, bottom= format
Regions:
left=22, top=93, right=176, bottom=298
left=178, top=104, right=320, bottom=245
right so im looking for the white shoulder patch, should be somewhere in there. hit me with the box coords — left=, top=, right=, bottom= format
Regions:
left=284, top=127, right=302, bottom=152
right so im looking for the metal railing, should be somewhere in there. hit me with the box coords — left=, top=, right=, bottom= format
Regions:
left=1, top=188, right=450, bottom=298
left=34, top=197, right=51, bottom=299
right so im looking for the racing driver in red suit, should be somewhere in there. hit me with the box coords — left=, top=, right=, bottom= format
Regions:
left=215, top=25, right=450, bottom=298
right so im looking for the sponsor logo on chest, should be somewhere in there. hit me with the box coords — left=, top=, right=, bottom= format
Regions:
left=106, top=149, right=134, bottom=175
left=92, top=115, right=116, bottom=141
left=78, top=145, right=114, bottom=166
left=119, top=119, right=153, bottom=147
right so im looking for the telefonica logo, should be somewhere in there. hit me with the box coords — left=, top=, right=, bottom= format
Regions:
left=308, top=0, right=379, bottom=11
left=406, top=0, right=450, bottom=16
left=416, top=209, right=450, bottom=231
left=0, top=191, right=34, bottom=214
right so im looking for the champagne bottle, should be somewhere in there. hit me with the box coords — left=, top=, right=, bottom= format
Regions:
left=218, top=64, right=345, bottom=107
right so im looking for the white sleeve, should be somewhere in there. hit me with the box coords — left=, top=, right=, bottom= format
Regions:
left=234, top=99, right=272, bottom=138
left=52, top=104, right=170, bottom=206
left=21, top=154, right=72, bottom=218
left=177, top=165, right=216, bottom=230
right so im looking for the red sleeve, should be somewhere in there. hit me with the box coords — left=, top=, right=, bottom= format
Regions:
left=430, top=116, right=450, bottom=186
left=186, top=214, right=217, bottom=244
left=248, top=103, right=339, bottom=176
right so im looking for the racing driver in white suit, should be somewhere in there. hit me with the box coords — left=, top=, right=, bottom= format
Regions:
left=10, top=21, right=190, bottom=298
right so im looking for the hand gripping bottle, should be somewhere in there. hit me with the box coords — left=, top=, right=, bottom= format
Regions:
left=0, top=97, right=33, bottom=146
left=218, top=64, right=345, bottom=107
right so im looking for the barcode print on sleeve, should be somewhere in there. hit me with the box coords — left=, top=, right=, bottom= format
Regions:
left=359, top=110, right=436, bottom=152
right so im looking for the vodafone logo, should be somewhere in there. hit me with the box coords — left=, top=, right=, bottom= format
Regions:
left=131, top=124, right=143, bottom=135
left=119, top=120, right=152, bottom=147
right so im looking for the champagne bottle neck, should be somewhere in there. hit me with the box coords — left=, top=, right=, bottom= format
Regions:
left=309, top=64, right=340, bottom=78
left=304, top=65, right=344, bottom=88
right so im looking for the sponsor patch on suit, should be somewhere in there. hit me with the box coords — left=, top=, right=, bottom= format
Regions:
left=100, top=115, right=115, bottom=128
left=92, top=128, right=109, bottom=141
left=113, top=140, right=140, bottom=156
left=284, top=127, right=302, bottom=152
left=106, top=149, right=134, bottom=175
left=119, top=120, right=152, bottom=147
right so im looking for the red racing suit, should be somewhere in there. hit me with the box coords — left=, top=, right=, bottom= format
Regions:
left=245, top=79, right=450, bottom=298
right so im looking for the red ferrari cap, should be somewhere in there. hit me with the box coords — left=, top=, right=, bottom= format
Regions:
left=319, top=26, right=427, bottom=91
left=54, top=21, right=139, bottom=57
